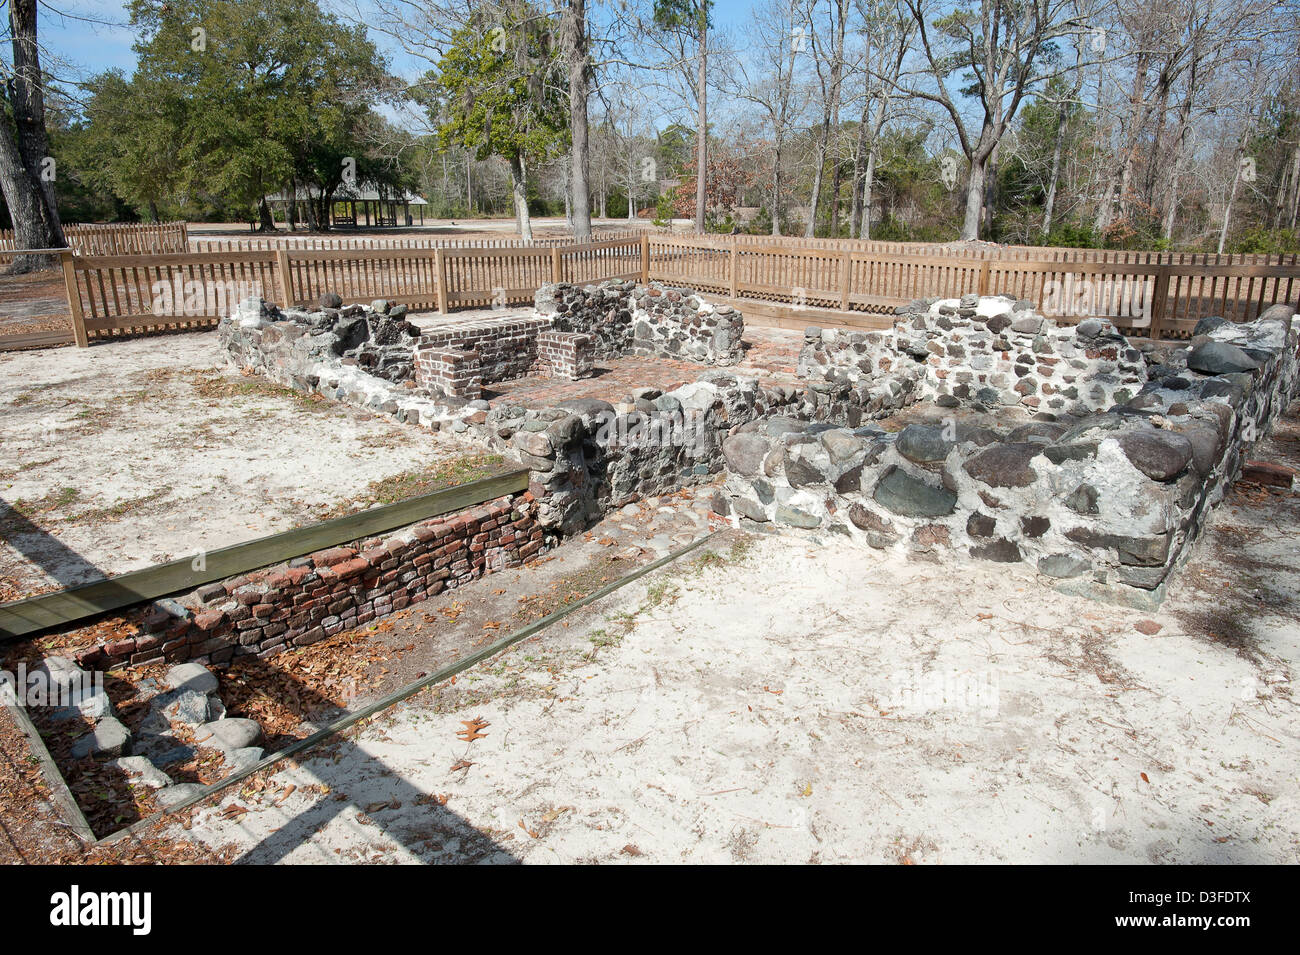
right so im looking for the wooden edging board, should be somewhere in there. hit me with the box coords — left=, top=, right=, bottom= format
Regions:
left=0, top=469, right=529, bottom=640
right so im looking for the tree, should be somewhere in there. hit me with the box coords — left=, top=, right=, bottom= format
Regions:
left=651, top=0, right=713, bottom=233
left=895, top=0, right=1079, bottom=240
left=0, top=0, right=66, bottom=272
left=425, top=11, right=568, bottom=240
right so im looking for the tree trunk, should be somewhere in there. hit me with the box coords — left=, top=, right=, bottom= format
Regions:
left=961, top=151, right=989, bottom=241
left=508, top=153, right=533, bottom=241
left=564, top=0, right=592, bottom=241
left=860, top=140, right=878, bottom=240
left=0, top=0, right=66, bottom=272
left=1041, top=100, right=1068, bottom=237
left=257, top=196, right=275, bottom=232
left=694, top=18, right=708, bottom=234
left=1218, top=148, right=1244, bottom=254
left=771, top=133, right=783, bottom=236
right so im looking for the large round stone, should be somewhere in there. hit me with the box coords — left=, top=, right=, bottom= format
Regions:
left=962, top=443, right=1042, bottom=488
left=722, top=433, right=771, bottom=476
left=1187, top=341, right=1259, bottom=375
left=1116, top=430, right=1194, bottom=481
left=896, top=424, right=952, bottom=464
left=872, top=466, right=957, bottom=517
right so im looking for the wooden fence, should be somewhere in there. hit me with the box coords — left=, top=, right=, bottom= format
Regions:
left=54, top=233, right=1300, bottom=345
left=648, top=235, right=1300, bottom=339
left=0, top=221, right=187, bottom=262
left=60, top=236, right=646, bottom=344
left=188, top=228, right=648, bottom=253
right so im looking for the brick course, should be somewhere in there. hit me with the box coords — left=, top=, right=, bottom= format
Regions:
left=72, top=492, right=542, bottom=671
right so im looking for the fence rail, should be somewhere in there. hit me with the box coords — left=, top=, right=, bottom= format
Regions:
left=52, top=234, right=1300, bottom=346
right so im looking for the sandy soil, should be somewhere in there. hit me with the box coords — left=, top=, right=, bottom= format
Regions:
left=162, top=412, right=1300, bottom=864
left=0, top=332, right=501, bottom=598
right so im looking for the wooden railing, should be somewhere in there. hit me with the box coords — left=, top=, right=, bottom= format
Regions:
left=56, top=233, right=1300, bottom=345
left=0, top=222, right=187, bottom=262
left=60, top=236, right=649, bottom=344
left=649, top=235, right=1300, bottom=338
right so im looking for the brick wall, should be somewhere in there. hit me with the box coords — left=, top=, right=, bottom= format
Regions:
left=418, top=316, right=552, bottom=385
left=73, top=493, right=542, bottom=671
left=534, top=330, right=594, bottom=381
left=416, top=346, right=483, bottom=399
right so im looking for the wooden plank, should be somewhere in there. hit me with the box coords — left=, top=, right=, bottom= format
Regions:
left=0, top=469, right=529, bottom=640
left=0, top=328, right=75, bottom=351
left=60, top=250, right=88, bottom=347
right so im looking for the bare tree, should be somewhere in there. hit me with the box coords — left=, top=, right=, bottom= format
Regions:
left=894, top=0, right=1080, bottom=240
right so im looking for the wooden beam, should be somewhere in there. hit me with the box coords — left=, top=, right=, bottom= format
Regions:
left=60, top=251, right=88, bottom=347
left=0, top=469, right=529, bottom=640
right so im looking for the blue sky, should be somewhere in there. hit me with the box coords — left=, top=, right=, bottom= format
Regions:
left=38, top=0, right=756, bottom=84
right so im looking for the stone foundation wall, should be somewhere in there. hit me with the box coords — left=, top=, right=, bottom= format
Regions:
left=73, top=493, right=541, bottom=671
left=725, top=305, right=1299, bottom=606
left=536, top=280, right=744, bottom=365
left=798, top=294, right=1149, bottom=415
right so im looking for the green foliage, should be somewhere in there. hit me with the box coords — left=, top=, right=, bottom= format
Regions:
left=1227, top=227, right=1300, bottom=255
left=424, top=8, right=567, bottom=171
left=72, top=0, right=391, bottom=221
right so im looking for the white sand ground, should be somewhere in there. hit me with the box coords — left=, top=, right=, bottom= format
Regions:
left=170, top=489, right=1300, bottom=863
left=0, top=332, right=490, bottom=596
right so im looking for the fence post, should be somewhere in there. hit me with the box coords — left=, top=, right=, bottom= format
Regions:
left=551, top=245, right=563, bottom=283
left=640, top=233, right=650, bottom=283
left=978, top=260, right=991, bottom=297
left=436, top=248, right=449, bottom=315
left=1148, top=265, right=1170, bottom=340
left=275, top=248, right=293, bottom=306
left=60, top=250, right=88, bottom=347
left=839, top=251, right=852, bottom=310
left=729, top=241, right=738, bottom=298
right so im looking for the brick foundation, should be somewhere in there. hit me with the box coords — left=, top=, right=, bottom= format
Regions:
left=416, top=346, right=483, bottom=399
left=73, top=492, right=542, bottom=671
left=535, top=330, right=594, bottom=380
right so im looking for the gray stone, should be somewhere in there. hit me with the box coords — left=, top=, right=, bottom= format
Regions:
left=162, top=689, right=214, bottom=726
left=1064, top=483, right=1100, bottom=515
left=963, top=443, right=1041, bottom=488
left=1187, top=341, right=1259, bottom=375
left=775, top=504, right=821, bottom=528
left=722, top=433, right=770, bottom=476
left=109, top=756, right=171, bottom=789
left=1116, top=430, right=1193, bottom=481
left=70, top=717, right=131, bottom=759
left=1192, top=315, right=1227, bottom=336
left=319, top=292, right=343, bottom=309
left=873, top=466, right=958, bottom=518
left=163, top=662, right=218, bottom=695
left=783, top=443, right=831, bottom=487
left=731, top=497, right=770, bottom=523
left=970, top=538, right=1022, bottom=563
left=224, top=747, right=265, bottom=772
left=1038, top=554, right=1091, bottom=578
left=1257, top=303, right=1296, bottom=324
left=194, top=718, right=262, bottom=752
left=896, top=424, right=952, bottom=464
